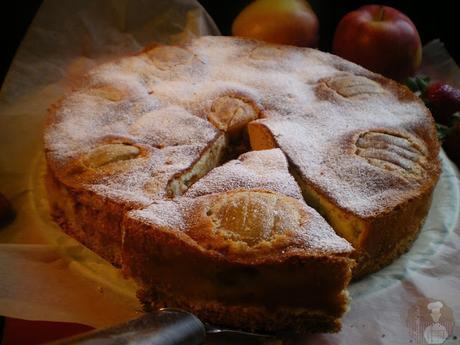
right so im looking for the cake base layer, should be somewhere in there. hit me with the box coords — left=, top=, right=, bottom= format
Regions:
left=138, top=288, right=344, bottom=334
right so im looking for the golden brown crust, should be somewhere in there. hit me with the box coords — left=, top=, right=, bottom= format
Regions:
left=45, top=167, right=141, bottom=266
left=353, top=182, right=435, bottom=278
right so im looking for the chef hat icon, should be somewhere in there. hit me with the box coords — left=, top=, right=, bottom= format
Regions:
left=427, top=301, right=443, bottom=313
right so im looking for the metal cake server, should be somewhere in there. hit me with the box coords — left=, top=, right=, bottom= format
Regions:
left=47, top=308, right=274, bottom=345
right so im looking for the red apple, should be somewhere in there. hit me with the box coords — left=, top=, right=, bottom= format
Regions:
left=232, top=0, right=319, bottom=47
left=332, top=5, right=422, bottom=81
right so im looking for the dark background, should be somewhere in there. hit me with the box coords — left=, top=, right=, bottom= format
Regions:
left=1, top=0, right=459, bottom=87
left=198, top=0, right=459, bottom=62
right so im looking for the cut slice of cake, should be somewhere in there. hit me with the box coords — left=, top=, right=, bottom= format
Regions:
left=122, top=190, right=354, bottom=333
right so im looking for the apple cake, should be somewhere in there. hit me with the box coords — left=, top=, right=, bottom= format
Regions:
left=44, top=36, right=440, bottom=333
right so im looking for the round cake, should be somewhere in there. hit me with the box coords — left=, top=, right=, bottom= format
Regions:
left=44, top=36, right=440, bottom=333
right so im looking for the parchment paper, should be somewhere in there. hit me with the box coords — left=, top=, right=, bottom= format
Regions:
left=0, top=0, right=220, bottom=330
left=0, top=1, right=459, bottom=344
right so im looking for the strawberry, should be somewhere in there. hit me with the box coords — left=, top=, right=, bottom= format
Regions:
left=406, top=77, right=460, bottom=166
left=424, top=82, right=460, bottom=126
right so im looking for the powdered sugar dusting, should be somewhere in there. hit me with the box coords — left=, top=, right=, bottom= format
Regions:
left=87, top=143, right=208, bottom=204
left=298, top=207, right=353, bottom=254
left=127, top=191, right=353, bottom=256
left=129, top=198, right=188, bottom=231
left=129, top=106, right=219, bottom=147
left=45, top=36, right=439, bottom=252
left=253, top=90, right=438, bottom=217
left=186, top=149, right=302, bottom=199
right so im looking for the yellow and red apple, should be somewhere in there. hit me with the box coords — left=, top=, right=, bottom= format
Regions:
left=332, top=5, right=422, bottom=81
left=232, top=0, right=319, bottom=47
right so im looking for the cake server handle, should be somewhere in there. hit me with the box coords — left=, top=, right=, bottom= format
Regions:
left=47, top=308, right=206, bottom=345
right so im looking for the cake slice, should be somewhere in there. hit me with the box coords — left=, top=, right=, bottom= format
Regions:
left=122, top=190, right=354, bottom=333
